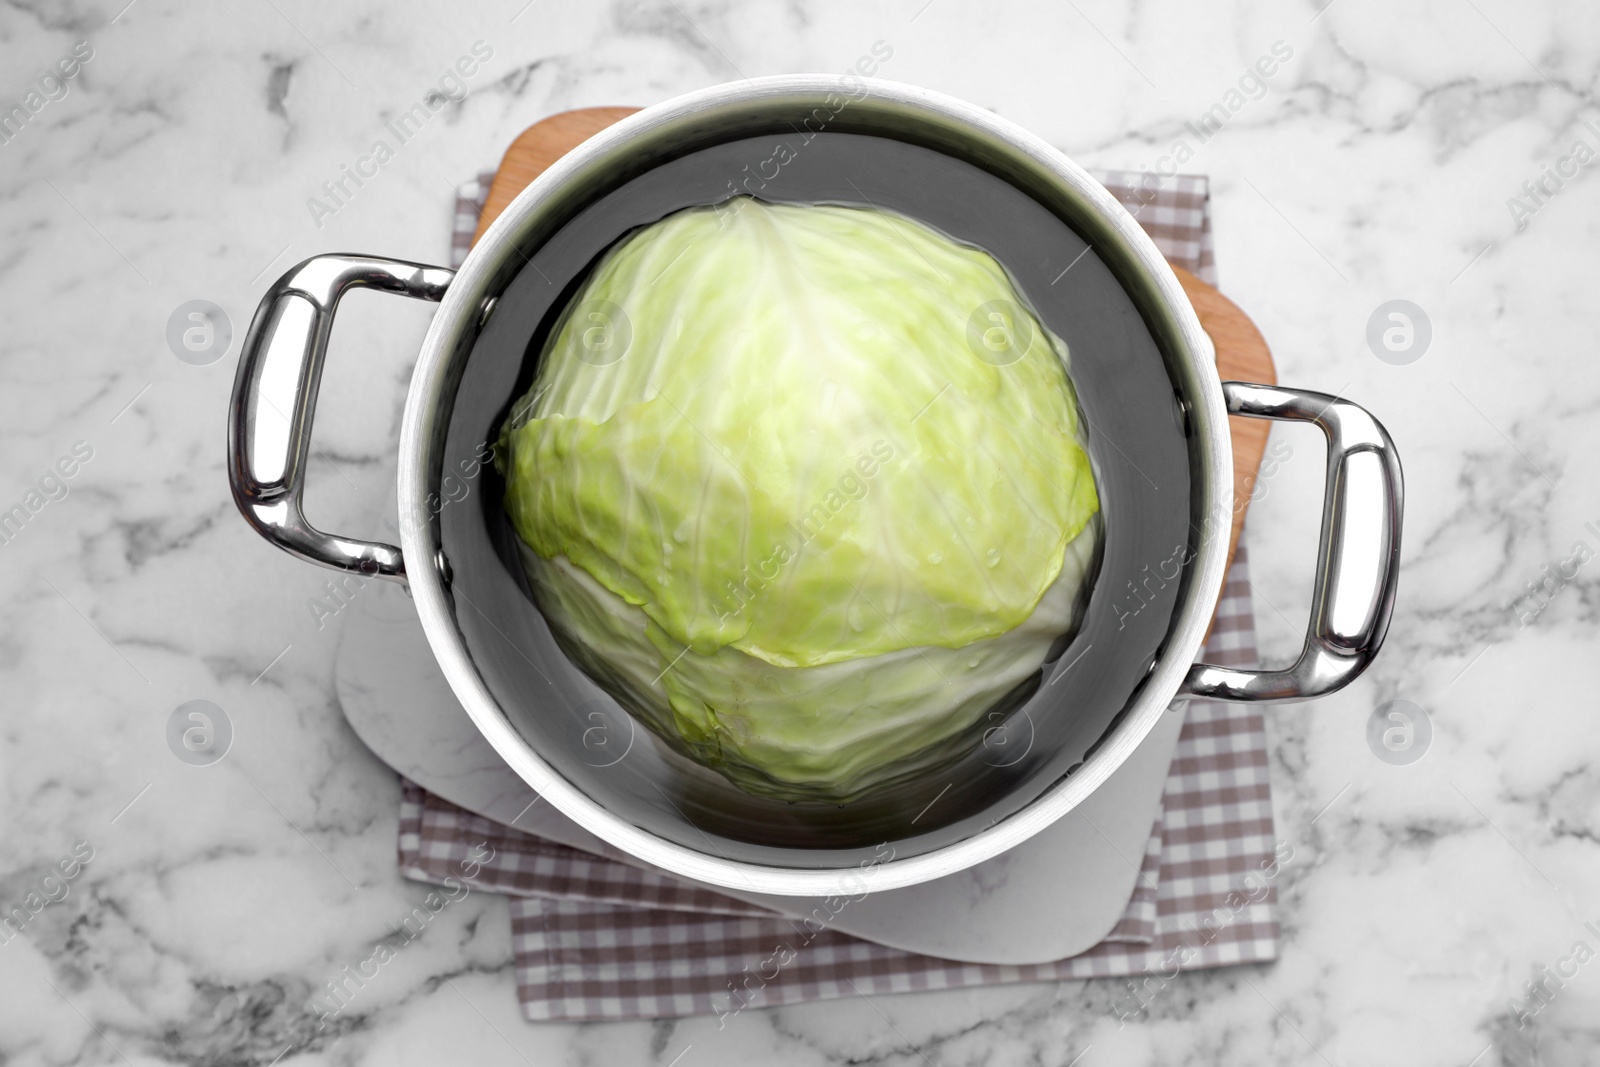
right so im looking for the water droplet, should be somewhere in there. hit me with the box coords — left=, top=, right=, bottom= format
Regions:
left=986, top=549, right=1001, bottom=568
left=967, top=656, right=980, bottom=669
left=927, top=552, right=944, bottom=565
left=847, top=600, right=868, bottom=632
left=673, top=521, right=692, bottom=543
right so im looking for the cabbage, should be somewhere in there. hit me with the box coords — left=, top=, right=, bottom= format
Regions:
left=499, top=197, right=1100, bottom=800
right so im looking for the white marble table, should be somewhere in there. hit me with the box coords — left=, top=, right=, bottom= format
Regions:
left=1, top=1, right=1595, bottom=1064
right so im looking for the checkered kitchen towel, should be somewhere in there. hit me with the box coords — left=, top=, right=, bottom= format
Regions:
left=398, top=168, right=1271, bottom=1021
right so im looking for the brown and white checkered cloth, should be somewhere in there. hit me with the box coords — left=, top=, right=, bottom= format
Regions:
left=398, top=168, right=1272, bottom=1022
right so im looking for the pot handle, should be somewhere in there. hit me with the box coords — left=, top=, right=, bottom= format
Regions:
left=228, top=254, right=455, bottom=585
left=1181, top=381, right=1403, bottom=702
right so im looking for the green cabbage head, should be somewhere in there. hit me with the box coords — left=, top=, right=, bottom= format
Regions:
left=499, top=197, right=1099, bottom=801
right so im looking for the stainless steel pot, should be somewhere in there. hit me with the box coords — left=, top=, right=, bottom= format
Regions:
left=228, top=76, right=1402, bottom=895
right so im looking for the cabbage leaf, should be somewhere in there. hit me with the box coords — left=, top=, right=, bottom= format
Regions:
left=500, top=197, right=1100, bottom=799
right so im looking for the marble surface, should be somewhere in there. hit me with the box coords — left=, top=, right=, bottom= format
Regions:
left=1, top=0, right=1597, bottom=1064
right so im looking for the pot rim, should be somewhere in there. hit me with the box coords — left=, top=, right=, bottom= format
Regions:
left=397, top=74, right=1231, bottom=895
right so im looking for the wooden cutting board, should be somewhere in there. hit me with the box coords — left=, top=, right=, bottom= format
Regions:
left=474, top=109, right=1277, bottom=581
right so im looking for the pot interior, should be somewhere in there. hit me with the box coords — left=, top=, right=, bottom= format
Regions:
left=431, top=96, right=1199, bottom=870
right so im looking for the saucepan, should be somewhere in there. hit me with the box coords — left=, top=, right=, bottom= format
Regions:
left=228, top=76, right=1402, bottom=895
